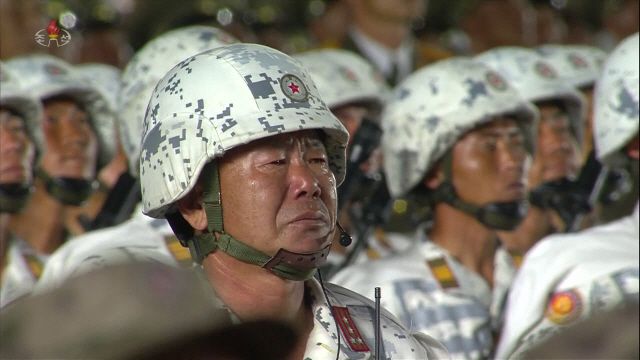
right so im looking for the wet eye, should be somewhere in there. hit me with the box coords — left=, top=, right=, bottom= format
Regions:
left=270, top=159, right=286, bottom=165
left=309, top=158, right=327, bottom=164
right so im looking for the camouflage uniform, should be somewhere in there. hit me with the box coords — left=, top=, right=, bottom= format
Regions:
left=332, top=57, right=539, bottom=360
left=496, top=33, right=640, bottom=359
left=35, top=26, right=239, bottom=290
left=332, top=226, right=518, bottom=359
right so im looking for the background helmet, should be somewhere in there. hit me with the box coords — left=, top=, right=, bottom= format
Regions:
left=75, top=63, right=121, bottom=121
left=119, top=26, right=239, bottom=177
left=292, top=49, right=390, bottom=117
left=475, top=47, right=585, bottom=147
left=536, top=44, right=607, bottom=89
left=140, top=43, right=349, bottom=218
left=5, top=55, right=116, bottom=168
left=382, top=57, right=538, bottom=198
left=0, top=62, right=43, bottom=158
left=594, top=33, right=639, bottom=168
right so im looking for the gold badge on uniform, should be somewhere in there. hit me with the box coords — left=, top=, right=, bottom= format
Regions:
left=545, top=289, right=583, bottom=325
left=427, top=257, right=459, bottom=289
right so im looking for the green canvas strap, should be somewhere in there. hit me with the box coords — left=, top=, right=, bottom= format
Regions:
left=188, top=162, right=318, bottom=281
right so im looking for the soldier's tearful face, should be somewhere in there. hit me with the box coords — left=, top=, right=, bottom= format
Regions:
left=218, top=130, right=337, bottom=256
left=451, top=117, right=529, bottom=205
left=40, top=98, right=98, bottom=180
left=0, top=108, right=35, bottom=184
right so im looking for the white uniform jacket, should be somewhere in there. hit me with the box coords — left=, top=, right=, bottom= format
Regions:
left=496, top=203, right=639, bottom=359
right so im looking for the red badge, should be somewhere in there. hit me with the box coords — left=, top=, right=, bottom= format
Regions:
left=332, top=306, right=370, bottom=352
left=545, top=289, right=583, bottom=325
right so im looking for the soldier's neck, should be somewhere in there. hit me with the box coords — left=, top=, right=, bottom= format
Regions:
left=203, top=250, right=314, bottom=340
left=352, top=11, right=411, bottom=49
left=9, top=180, right=67, bottom=255
left=0, top=213, right=10, bottom=272
left=429, top=204, right=498, bottom=287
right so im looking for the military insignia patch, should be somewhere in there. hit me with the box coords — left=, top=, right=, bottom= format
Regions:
left=332, top=306, right=370, bottom=352
left=486, top=71, right=508, bottom=91
left=545, top=289, right=583, bottom=324
left=508, top=250, right=523, bottom=269
left=568, top=53, right=588, bottom=68
left=534, top=61, right=558, bottom=79
left=280, top=74, right=308, bottom=102
left=22, top=253, right=43, bottom=279
left=164, top=235, right=193, bottom=267
left=427, top=257, right=459, bottom=289
left=44, top=63, right=67, bottom=75
left=340, top=66, right=358, bottom=82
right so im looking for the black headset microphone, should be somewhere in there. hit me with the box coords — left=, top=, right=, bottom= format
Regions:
left=336, top=221, right=353, bottom=247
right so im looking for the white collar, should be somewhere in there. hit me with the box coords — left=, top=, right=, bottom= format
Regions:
left=348, top=26, right=414, bottom=80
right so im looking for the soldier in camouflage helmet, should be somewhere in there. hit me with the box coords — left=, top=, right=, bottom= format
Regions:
left=332, top=57, right=539, bottom=359
left=2, top=262, right=300, bottom=360
left=497, top=33, right=639, bottom=359
left=139, top=43, right=448, bottom=359
left=0, top=62, right=44, bottom=308
left=536, top=44, right=607, bottom=160
left=475, top=47, right=587, bottom=254
left=4, top=55, right=115, bottom=267
left=36, top=26, right=239, bottom=294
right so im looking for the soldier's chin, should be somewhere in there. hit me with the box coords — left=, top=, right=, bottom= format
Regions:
left=287, top=234, right=331, bottom=254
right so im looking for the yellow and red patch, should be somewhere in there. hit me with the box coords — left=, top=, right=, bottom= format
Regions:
left=545, top=289, right=583, bottom=325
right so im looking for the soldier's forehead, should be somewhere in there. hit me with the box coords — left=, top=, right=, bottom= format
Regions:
left=251, top=130, right=326, bottom=149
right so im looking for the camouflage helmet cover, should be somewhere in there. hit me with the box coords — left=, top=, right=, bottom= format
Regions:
left=0, top=62, right=44, bottom=158
left=293, top=49, right=390, bottom=117
left=382, top=57, right=539, bottom=198
left=140, top=43, right=349, bottom=218
left=593, top=33, right=639, bottom=167
left=5, top=54, right=116, bottom=168
left=475, top=47, right=585, bottom=148
left=119, top=26, right=240, bottom=177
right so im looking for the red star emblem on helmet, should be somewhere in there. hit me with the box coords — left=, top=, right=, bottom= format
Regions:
left=288, top=82, right=300, bottom=94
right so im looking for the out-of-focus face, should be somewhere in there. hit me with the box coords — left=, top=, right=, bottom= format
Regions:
left=332, top=105, right=368, bottom=148
left=0, top=107, right=35, bottom=184
left=451, top=117, right=529, bottom=205
left=218, top=130, right=337, bottom=255
left=362, top=0, right=426, bottom=23
left=40, top=98, right=98, bottom=179
left=580, top=86, right=595, bottom=161
left=530, top=102, right=581, bottom=185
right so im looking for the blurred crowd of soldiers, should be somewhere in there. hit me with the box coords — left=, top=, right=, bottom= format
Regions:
left=0, top=0, right=638, bottom=359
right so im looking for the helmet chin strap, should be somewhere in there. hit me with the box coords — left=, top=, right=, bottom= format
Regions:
left=187, top=162, right=330, bottom=282
left=429, top=151, right=529, bottom=231
left=0, top=183, right=34, bottom=213
left=35, top=168, right=98, bottom=206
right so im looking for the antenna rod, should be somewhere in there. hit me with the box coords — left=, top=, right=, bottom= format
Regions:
left=375, top=287, right=382, bottom=360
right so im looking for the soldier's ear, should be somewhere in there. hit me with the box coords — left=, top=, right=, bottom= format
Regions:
left=176, top=183, right=208, bottom=231
left=626, top=134, right=639, bottom=160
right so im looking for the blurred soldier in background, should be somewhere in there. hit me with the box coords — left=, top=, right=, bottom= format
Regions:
left=496, top=32, right=639, bottom=359
left=536, top=45, right=606, bottom=163
left=293, top=49, right=411, bottom=275
left=333, top=57, right=538, bottom=359
left=35, top=26, right=239, bottom=293
left=138, top=43, right=448, bottom=359
left=1, top=262, right=300, bottom=360
left=476, top=47, right=586, bottom=254
left=5, top=56, right=115, bottom=253
left=66, top=63, right=130, bottom=234
left=0, top=63, right=43, bottom=308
